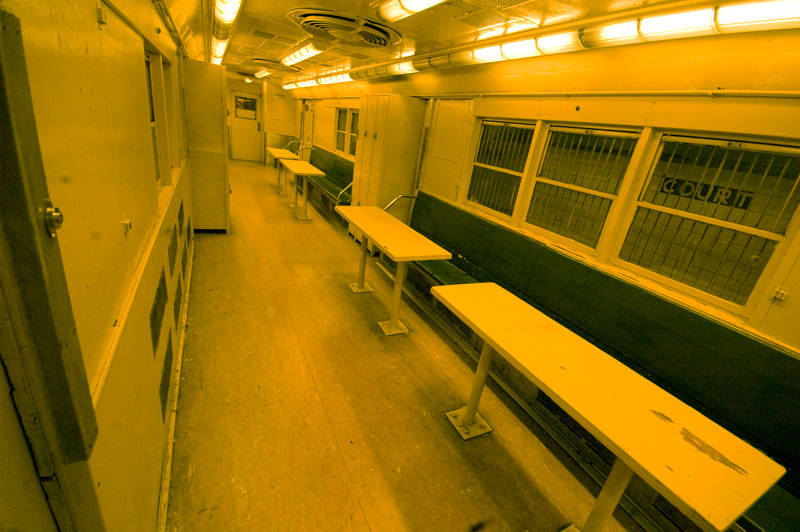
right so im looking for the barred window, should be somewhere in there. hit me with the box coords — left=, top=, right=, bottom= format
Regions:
left=525, top=128, right=638, bottom=248
left=335, top=108, right=359, bottom=156
left=620, top=137, right=800, bottom=305
left=466, top=122, right=534, bottom=216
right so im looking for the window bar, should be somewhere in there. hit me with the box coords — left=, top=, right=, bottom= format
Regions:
left=642, top=211, right=672, bottom=269
left=676, top=220, right=711, bottom=285
left=627, top=209, right=657, bottom=264
left=565, top=134, right=584, bottom=184
left=712, top=150, right=745, bottom=222
left=698, top=147, right=729, bottom=214
left=706, top=231, right=749, bottom=296
left=693, top=224, right=728, bottom=293
left=751, top=157, right=787, bottom=231
left=770, top=164, right=800, bottom=234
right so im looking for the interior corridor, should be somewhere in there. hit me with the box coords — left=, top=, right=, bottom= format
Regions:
left=164, top=160, right=646, bottom=532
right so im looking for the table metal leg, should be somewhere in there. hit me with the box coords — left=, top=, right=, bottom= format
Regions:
left=348, top=236, right=373, bottom=293
left=561, top=458, right=634, bottom=532
left=279, top=164, right=288, bottom=195
left=446, top=342, right=494, bottom=439
left=378, top=261, right=409, bottom=335
left=289, top=173, right=300, bottom=207
left=296, top=176, right=311, bottom=220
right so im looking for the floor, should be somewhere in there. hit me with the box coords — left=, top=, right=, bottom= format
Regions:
left=165, top=160, right=646, bottom=532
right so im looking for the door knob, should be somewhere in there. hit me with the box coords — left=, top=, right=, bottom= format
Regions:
left=44, top=198, right=63, bottom=237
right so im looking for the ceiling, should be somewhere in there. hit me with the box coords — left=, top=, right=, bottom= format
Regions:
left=165, top=0, right=688, bottom=83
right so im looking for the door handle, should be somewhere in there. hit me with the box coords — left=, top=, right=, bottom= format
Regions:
left=257, top=122, right=261, bottom=131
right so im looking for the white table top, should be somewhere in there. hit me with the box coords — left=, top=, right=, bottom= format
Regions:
left=431, top=282, right=785, bottom=532
left=280, top=159, right=326, bottom=177
left=335, top=206, right=452, bottom=262
left=266, top=148, right=299, bottom=160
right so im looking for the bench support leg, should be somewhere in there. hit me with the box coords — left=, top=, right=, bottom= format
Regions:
left=289, top=174, right=300, bottom=208
left=349, top=236, right=373, bottom=293
left=446, top=342, right=494, bottom=439
left=564, top=458, right=634, bottom=532
left=379, top=261, right=409, bottom=335
left=279, top=163, right=288, bottom=195
left=296, top=176, right=311, bottom=221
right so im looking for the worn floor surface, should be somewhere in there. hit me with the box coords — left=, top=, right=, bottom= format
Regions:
left=165, top=160, right=645, bottom=532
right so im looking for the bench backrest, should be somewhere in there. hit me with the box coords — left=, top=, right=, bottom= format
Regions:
left=309, top=146, right=353, bottom=190
left=409, top=191, right=800, bottom=498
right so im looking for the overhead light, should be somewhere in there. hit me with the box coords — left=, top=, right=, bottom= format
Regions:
left=536, top=31, right=584, bottom=54
left=244, top=77, right=253, bottom=83
left=500, top=37, right=541, bottom=60
left=473, top=45, right=504, bottom=63
left=639, top=7, right=716, bottom=40
left=282, top=82, right=298, bottom=90
left=318, top=73, right=353, bottom=84
left=448, top=50, right=475, bottom=66
left=297, top=79, right=319, bottom=87
left=254, top=68, right=271, bottom=78
left=210, top=0, right=242, bottom=65
left=716, top=0, right=800, bottom=32
left=376, top=0, right=447, bottom=23
left=581, top=20, right=642, bottom=47
left=280, top=40, right=327, bottom=66
left=389, top=60, right=419, bottom=74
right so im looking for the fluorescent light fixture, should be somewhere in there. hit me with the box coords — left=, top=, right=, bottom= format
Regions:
left=473, top=45, right=505, bottom=63
left=254, top=68, right=271, bottom=78
left=536, top=31, right=584, bottom=54
left=500, top=37, right=541, bottom=59
left=717, top=0, right=800, bottom=32
left=639, top=8, right=716, bottom=40
left=280, top=40, right=326, bottom=66
left=581, top=20, right=642, bottom=47
left=214, top=0, right=242, bottom=25
left=297, top=79, right=319, bottom=87
left=389, top=60, right=419, bottom=74
left=244, top=77, right=252, bottom=83
left=376, top=0, right=446, bottom=22
left=210, top=0, right=242, bottom=64
left=282, top=82, right=298, bottom=90
left=318, top=73, right=353, bottom=84
left=448, top=50, right=475, bottom=66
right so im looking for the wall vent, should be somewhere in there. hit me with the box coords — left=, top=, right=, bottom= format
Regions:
left=653, top=494, right=704, bottom=532
left=159, top=331, right=173, bottom=421
left=252, top=29, right=275, bottom=39
left=182, top=240, right=189, bottom=279
left=149, top=270, right=168, bottom=354
left=168, top=224, right=178, bottom=276
left=173, top=276, right=182, bottom=329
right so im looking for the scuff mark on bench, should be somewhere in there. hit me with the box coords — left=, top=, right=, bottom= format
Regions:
left=681, top=428, right=748, bottom=475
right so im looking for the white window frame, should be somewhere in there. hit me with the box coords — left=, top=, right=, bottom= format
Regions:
left=334, top=107, right=359, bottom=158
left=459, top=119, right=537, bottom=222
left=518, top=124, right=641, bottom=255
left=608, top=132, right=800, bottom=315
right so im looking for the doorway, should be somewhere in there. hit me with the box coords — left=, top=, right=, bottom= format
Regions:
left=231, top=91, right=263, bottom=162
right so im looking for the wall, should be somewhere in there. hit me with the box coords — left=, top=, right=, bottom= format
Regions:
left=265, top=80, right=297, bottom=148
left=0, top=0, right=192, bottom=529
left=309, top=97, right=359, bottom=156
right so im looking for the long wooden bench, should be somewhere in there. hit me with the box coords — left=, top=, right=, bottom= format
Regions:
left=432, top=282, right=785, bottom=532
left=308, top=147, right=353, bottom=206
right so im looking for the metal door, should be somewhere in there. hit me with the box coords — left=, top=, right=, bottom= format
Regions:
left=231, top=91, right=263, bottom=161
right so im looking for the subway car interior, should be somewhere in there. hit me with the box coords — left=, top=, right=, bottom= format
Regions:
left=1, top=0, right=800, bottom=531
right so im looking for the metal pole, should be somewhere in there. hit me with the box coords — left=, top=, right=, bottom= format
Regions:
left=388, top=261, right=408, bottom=330
left=301, top=176, right=309, bottom=219
left=357, top=236, right=369, bottom=289
left=582, top=459, right=634, bottom=532
left=463, top=342, right=494, bottom=426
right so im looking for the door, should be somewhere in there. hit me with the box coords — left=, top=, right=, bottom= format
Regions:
left=0, top=10, right=102, bottom=529
left=231, top=91, right=263, bottom=161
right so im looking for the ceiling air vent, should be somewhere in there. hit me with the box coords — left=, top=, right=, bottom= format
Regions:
left=287, top=9, right=402, bottom=48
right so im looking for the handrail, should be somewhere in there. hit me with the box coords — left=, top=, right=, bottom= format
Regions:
left=294, top=146, right=317, bottom=156
left=336, top=182, right=353, bottom=204
left=281, top=140, right=299, bottom=150
left=384, top=194, right=416, bottom=212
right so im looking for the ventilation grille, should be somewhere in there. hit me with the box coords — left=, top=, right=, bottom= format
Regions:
left=252, top=29, right=275, bottom=39
left=160, top=332, right=174, bottom=421
left=150, top=270, right=168, bottom=354
left=288, top=9, right=402, bottom=48
left=168, top=224, right=178, bottom=277
left=653, top=495, right=704, bottom=532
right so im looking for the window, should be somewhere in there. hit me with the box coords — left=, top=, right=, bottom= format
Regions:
left=525, top=128, right=638, bottom=248
left=466, top=122, right=534, bottom=216
left=618, top=137, right=800, bottom=305
left=335, top=108, right=359, bottom=157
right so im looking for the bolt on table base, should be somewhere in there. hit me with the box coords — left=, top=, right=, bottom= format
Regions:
left=446, top=406, right=492, bottom=440
left=348, top=282, right=373, bottom=293
left=378, top=319, right=409, bottom=336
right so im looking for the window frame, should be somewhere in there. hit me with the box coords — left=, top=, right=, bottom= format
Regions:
left=460, top=119, right=537, bottom=222
left=518, top=124, right=641, bottom=254
left=334, top=107, right=359, bottom=158
left=607, top=132, right=800, bottom=314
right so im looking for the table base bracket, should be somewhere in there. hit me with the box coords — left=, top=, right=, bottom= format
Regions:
left=348, top=282, right=373, bottom=293
left=296, top=215, right=312, bottom=221
left=446, top=406, right=492, bottom=440
left=378, top=319, right=409, bottom=336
